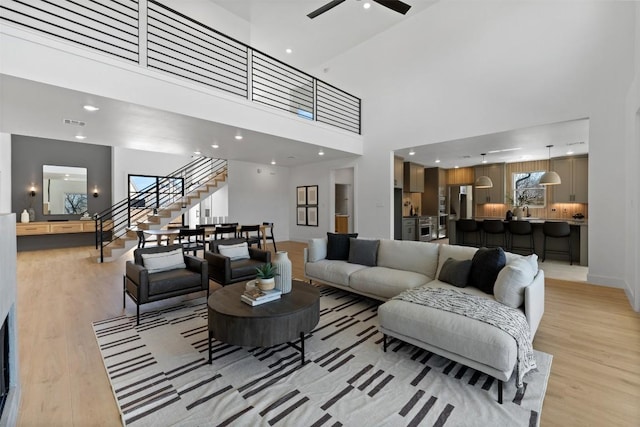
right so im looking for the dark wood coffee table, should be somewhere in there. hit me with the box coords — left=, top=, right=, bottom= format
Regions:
left=208, top=280, right=320, bottom=365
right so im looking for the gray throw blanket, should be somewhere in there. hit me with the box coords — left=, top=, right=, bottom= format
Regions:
left=393, top=287, right=536, bottom=388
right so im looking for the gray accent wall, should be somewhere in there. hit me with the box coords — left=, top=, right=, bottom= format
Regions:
left=11, top=135, right=112, bottom=250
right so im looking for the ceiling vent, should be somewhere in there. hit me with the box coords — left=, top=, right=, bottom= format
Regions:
left=566, top=141, right=585, bottom=146
left=63, top=118, right=86, bottom=126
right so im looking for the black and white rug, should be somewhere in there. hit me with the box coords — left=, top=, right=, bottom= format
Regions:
left=93, top=286, right=552, bottom=426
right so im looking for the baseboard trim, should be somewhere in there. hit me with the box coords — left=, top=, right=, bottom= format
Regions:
left=585, top=273, right=625, bottom=289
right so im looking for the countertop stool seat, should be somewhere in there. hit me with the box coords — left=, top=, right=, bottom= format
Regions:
left=542, top=221, right=573, bottom=265
left=508, top=220, right=535, bottom=255
left=457, top=219, right=481, bottom=247
left=482, top=219, right=506, bottom=249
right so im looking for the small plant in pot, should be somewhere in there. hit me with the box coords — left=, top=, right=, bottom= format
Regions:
left=255, top=263, right=278, bottom=291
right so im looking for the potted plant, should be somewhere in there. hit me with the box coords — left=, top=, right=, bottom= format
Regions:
left=255, top=263, right=278, bottom=290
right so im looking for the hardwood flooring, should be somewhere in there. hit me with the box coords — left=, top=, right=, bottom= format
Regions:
left=14, top=242, right=640, bottom=426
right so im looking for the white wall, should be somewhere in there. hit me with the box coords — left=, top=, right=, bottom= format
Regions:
left=315, top=1, right=636, bottom=299
left=112, top=147, right=192, bottom=203
left=227, top=160, right=291, bottom=241
left=0, top=133, right=11, bottom=213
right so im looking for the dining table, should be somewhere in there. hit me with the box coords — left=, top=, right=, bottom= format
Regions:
left=198, top=223, right=272, bottom=249
left=142, top=228, right=181, bottom=246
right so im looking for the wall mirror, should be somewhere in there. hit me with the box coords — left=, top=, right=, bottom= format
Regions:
left=43, top=165, right=88, bottom=215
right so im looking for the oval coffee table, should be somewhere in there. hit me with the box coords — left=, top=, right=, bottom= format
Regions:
left=208, top=280, right=320, bottom=365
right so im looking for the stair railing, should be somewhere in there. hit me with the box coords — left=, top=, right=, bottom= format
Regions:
left=95, top=157, right=227, bottom=262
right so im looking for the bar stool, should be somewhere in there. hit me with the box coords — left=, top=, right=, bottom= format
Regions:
left=457, top=219, right=481, bottom=247
left=508, top=220, right=535, bottom=255
left=482, top=220, right=507, bottom=249
left=542, top=221, right=572, bottom=265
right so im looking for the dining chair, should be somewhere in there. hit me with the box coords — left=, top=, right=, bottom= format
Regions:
left=214, top=225, right=237, bottom=240
left=240, top=224, right=262, bottom=248
left=262, top=222, right=277, bottom=252
left=178, top=227, right=206, bottom=255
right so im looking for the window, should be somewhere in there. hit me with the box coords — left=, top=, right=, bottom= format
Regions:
left=511, top=171, right=546, bottom=207
left=64, top=193, right=88, bottom=214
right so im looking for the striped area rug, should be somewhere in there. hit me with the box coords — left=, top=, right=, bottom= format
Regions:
left=93, top=286, right=551, bottom=426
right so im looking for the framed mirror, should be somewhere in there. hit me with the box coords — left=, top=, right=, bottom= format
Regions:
left=43, top=165, right=88, bottom=215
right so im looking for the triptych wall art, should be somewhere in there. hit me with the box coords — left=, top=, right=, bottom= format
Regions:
left=296, top=185, right=318, bottom=226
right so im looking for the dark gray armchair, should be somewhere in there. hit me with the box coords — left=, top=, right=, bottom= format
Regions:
left=124, top=244, right=209, bottom=325
left=205, top=238, right=271, bottom=286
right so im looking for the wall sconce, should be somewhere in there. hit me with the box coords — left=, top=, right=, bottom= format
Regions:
left=93, top=187, right=99, bottom=198
left=29, top=185, right=36, bottom=197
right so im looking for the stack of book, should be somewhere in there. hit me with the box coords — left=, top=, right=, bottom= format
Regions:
left=241, top=288, right=282, bottom=306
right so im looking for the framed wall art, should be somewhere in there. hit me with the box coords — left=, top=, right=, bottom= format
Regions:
left=296, top=185, right=318, bottom=226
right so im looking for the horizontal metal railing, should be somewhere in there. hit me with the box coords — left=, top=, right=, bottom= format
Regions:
left=0, top=0, right=361, bottom=134
left=95, top=157, right=227, bottom=262
left=0, top=0, right=139, bottom=62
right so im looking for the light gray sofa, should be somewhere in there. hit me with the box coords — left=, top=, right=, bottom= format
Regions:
left=304, top=237, right=545, bottom=402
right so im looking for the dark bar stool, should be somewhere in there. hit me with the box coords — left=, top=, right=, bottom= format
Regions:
left=542, top=221, right=573, bottom=265
left=482, top=220, right=506, bottom=249
left=457, top=219, right=481, bottom=247
left=508, top=220, right=535, bottom=255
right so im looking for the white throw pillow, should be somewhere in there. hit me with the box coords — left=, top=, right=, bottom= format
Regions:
left=493, top=258, right=535, bottom=308
left=141, top=248, right=186, bottom=274
left=307, top=237, right=328, bottom=262
left=218, top=242, right=250, bottom=261
left=505, top=252, right=539, bottom=275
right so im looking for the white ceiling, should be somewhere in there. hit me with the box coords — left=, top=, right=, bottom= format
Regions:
left=0, top=0, right=590, bottom=170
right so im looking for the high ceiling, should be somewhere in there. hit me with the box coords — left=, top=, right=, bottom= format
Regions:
left=0, top=0, right=590, bottom=169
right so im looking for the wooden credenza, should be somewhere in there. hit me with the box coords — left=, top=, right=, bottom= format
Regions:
left=16, top=220, right=110, bottom=236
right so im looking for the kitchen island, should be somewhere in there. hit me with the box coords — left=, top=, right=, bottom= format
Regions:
left=449, top=218, right=588, bottom=266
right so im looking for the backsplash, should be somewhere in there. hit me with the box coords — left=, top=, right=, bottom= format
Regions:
left=475, top=202, right=588, bottom=220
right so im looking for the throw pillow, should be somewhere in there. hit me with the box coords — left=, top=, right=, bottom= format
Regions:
left=218, top=242, right=250, bottom=261
left=437, top=257, right=472, bottom=288
left=307, top=237, right=328, bottom=262
left=326, top=232, right=358, bottom=260
left=141, top=248, right=186, bottom=274
left=468, top=247, right=506, bottom=294
left=494, top=258, right=535, bottom=308
left=348, top=238, right=380, bottom=267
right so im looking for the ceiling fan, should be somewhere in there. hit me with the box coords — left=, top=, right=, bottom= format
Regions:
left=307, top=0, right=411, bottom=19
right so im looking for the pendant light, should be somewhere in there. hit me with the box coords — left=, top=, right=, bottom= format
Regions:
left=539, top=145, right=561, bottom=186
left=474, top=154, right=493, bottom=188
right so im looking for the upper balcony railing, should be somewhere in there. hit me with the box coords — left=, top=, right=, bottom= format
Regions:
left=0, top=0, right=362, bottom=134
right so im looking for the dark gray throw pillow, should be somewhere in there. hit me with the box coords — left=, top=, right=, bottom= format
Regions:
left=468, top=247, right=506, bottom=294
left=438, top=257, right=472, bottom=288
left=326, top=232, right=358, bottom=260
left=348, top=238, right=380, bottom=266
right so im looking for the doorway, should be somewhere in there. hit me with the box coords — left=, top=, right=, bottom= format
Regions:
left=334, top=168, right=354, bottom=233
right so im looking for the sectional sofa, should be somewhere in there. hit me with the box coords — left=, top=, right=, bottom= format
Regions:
left=304, top=235, right=544, bottom=402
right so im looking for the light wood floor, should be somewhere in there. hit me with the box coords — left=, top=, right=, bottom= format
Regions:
left=15, top=242, right=640, bottom=426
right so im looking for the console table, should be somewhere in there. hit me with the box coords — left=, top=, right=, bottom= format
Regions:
left=16, top=220, right=112, bottom=236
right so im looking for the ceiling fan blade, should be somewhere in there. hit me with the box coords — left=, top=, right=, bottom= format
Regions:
left=373, top=0, right=412, bottom=15
left=307, top=0, right=347, bottom=19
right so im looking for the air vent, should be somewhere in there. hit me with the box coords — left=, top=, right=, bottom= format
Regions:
left=63, top=119, right=86, bottom=127
left=566, top=141, right=585, bottom=146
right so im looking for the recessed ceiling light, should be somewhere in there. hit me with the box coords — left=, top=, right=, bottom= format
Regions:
left=75, top=135, right=86, bottom=140
left=271, top=160, right=276, bottom=165
left=211, top=143, right=219, bottom=149
left=435, top=159, right=441, bottom=163
left=234, top=131, right=243, bottom=140
left=318, top=149, right=324, bottom=156
left=363, top=2, right=371, bottom=9
left=566, top=151, right=574, bottom=155
left=285, top=48, right=292, bottom=54
left=83, top=105, right=99, bottom=112
left=194, top=150, right=201, bottom=155
left=454, top=166, right=459, bottom=169
left=408, top=150, right=415, bottom=156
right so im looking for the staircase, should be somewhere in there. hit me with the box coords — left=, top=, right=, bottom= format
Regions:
left=95, top=157, right=227, bottom=263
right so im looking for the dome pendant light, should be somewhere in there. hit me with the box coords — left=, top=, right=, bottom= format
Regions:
left=539, top=145, right=562, bottom=186
left=474, top=154, right=494, bottom=188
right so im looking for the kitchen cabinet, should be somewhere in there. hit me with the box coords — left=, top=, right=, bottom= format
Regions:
left=474, top=163, right=505, bottom=204
left=402, top=217, right=418, bottom=241
left=403, top=162, right=424, bottom=193
left=551, top=156, right=588, bottom=203
left=394, top=156, right=404, bottom=189
left=335, top=215, right=348, bottom=233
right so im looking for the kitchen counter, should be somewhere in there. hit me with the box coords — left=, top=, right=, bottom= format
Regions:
left=449, top=217, right=588, bottom=266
